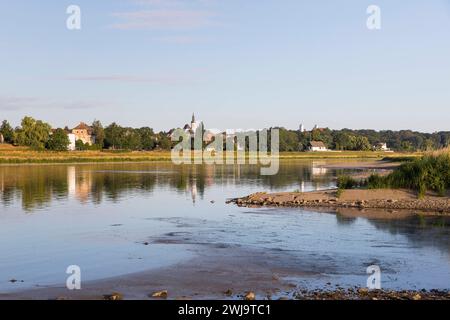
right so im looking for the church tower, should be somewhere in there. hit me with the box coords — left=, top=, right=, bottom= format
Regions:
left=191, top=113, right=198, bottom=132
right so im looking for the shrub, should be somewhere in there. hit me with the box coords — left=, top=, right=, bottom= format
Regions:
left=337, top=175, right=358, bottom=189
left=366, top=153, right=450, bottom=197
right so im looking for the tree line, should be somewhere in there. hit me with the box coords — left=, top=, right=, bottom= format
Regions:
left=1, top=116, right=449, bottom=152
left=278, top=127, right=450, bottom=152
left=0, top=117, right=171, bottom=151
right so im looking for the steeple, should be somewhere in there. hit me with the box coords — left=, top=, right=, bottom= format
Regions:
left=190, top=113, right=198, bottom=132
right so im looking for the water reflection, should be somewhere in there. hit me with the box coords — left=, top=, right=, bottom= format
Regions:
left=0, top=161, right=338, bottom=211
left=1, top=161, right=450, bottom=291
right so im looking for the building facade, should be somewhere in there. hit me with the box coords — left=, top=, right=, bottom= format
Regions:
left=308, top=141, right=328, bottom=152
left=65, top=122, right=96, bottom=150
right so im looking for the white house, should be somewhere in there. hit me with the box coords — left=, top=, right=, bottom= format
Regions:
left=67, top=133, right=77, bottom=151
left=308, top=141, right=328, bottom=152
left=374, top=142, right=390, bottom=151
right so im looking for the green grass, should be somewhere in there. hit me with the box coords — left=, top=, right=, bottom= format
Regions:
left=367, top=152, right=450, bottom=197
left=337, top=175, right=360, bottom=189
left=0, top=145, right=422, bottom=164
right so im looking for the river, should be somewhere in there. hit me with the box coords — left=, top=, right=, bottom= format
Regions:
left=0, top=160, right=449, bottom=296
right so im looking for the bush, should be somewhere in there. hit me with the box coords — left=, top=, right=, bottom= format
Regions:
left=337, top=175, right=359, bottom=189
left=75, top=140, right=90, bottom=151
left=367, top=174, right=390, bottom=189
left=367, top=153, right=450, bottom=197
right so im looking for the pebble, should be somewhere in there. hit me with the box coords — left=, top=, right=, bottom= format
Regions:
left=244, top=291, right=256, bottom=301
left=151, top=290, right=168, bottom=298
left=103, top=292, right=123, bottom=300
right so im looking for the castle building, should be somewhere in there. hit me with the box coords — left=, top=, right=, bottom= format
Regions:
left=66, top=122, right=96, bottom=150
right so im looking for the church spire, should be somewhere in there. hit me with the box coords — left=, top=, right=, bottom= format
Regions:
left=192, top=113, right=196, bottom=123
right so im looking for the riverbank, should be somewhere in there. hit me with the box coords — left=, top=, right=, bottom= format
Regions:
left=0, top=244, right=309, bottom=300
left=2, top=241, right=449, bottom=300
left=293, top=288, right=450, bottom=300
left=228, top=189, right=450, bottom=214
left=0, top=145, right=420, bottom=164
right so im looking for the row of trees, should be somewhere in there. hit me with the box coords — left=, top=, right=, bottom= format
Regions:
left=1, top=117, right=449, bottom=152
left=277, top=127, right=450, bottom=152
left=0, top=117, right=171, bottom=151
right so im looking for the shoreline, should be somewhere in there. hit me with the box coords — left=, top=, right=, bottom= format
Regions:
left=227, top=189, right=450, bottom=215
left=0, top=244, right=304, bottom=300
left=0, top=149, right=420, bottom=165
left=2, top=242, right=449, bottom=300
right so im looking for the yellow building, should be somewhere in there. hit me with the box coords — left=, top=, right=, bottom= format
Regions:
left=71, top=122, right=95, bottom=145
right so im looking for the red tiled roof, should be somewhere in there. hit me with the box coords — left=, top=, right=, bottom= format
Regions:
left=73, top=122, right=92, bottom=130
left=309, top=141, right=326, bottom=148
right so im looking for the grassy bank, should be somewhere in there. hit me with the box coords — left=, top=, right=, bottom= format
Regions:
left=0, top=144, right=421, bottom=164
left=338, top=148, right=450, bottom=197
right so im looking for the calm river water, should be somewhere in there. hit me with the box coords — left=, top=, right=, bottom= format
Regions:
left=0, top=160, right=450, bottom=293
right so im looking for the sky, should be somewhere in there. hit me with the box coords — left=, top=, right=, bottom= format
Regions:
left=0, top=0, right=449, bottom=132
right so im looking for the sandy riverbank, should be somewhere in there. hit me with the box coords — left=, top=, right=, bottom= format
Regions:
left=3, top=241, right=449, bottom=300
left=319, top=160, right=401, bottom=170
left=228, top=189, right=450, bottom=215
left=0, top=244, right=311, bottom=300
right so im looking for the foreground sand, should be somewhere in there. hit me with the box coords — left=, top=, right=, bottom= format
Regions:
left=0, top=244, right=309, bottom=300
left=2, top=242, right=449, bottom=300
left=228, top=189, right=450, bottom=214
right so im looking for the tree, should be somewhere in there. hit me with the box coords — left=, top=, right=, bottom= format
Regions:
left=104, top=122, right=124, bottom=149
left=333, top=132, right=353, bottom=150
left=75, top=139, right=90, bottom=151
left=47, top=128, right=70, bottom=151
left=311, top=128, right=333, bottom=148
left=13, top=116, right=51, bottom=149
left=91, top=120, right=105, bottom=149
left=122, top=128, right=142, bottom=150
left=278, top=128, right=300, bottom=151
left=138, top=127, right=156, bottom=150
left=0, top=120, right=14, bottom=143
left=157, top=133, right=172, bottom=150
left=353, top=136, right=371, bottom=151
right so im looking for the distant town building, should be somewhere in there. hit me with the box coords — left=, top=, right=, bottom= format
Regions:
left=308, top=141, right=328, bottom=152
left=178, top=113, right=199, bottom=135
left=374, top=142, right=390, bottom=151
left=67, top=132, right=77, bottom=151
left=72, top=122, right=95, bottom=145
left=299, top=124, right=305, bottom=132
left=63, top=122, right=96, bottom=151
left=168, top=113, right=215, bottom=143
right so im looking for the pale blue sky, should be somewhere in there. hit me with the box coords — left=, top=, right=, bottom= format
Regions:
left=0, top=0, right=449, bottom=132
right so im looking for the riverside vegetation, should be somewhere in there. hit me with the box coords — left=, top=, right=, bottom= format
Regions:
left=229, top=149, right=450, bottom=214
left=0, top=146, right=420, bottom=164
left=338, top=148, right=450, bottom=198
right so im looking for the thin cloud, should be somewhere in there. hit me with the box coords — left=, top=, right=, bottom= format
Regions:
left=64, top=74, right=195, bottom=85
left=155, top=35, right=208, bottom=44
left=110, top=0, right=218, bottom=30
left=110, top=9, right=215, bottom=30
left=0, top=96, right=107, bottom=111
left=0, top=96, right=40, bottom=111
